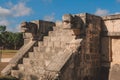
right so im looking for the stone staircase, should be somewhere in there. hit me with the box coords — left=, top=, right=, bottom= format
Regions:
left=1, top=13, right=106, bottom=80
left=9, top=25, right=82, bottom=80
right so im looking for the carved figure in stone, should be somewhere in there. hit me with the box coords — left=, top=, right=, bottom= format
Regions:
left=21, top=22, right=38, bottom=39
left=62, top=14, right=74, bottom=28
left=62, top=14, right=84, bottom=29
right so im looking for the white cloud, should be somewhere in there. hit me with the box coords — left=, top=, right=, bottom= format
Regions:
left=117, top=0, right=120, bottom=2
left=44, top=13, right=55, bottom=21
left=0, top=19, right=10, bottom=26
left=0, top=7, right=11, bottom=17
left=114, top=12, right=120, bottom=14
left=11, top=2, right=32, bottom=17
left=0, top=1, right=32, bottom=32
left=15, top=24, right=21, bottom=32
left=95, top=8, right=109, bottom=16
left=0, top=2, right=32, bottom=18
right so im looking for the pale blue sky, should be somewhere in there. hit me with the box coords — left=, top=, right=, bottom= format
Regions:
left=0, top=0, right=120, bottom=32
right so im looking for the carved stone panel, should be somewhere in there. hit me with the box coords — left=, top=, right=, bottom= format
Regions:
left=109, top=37, right=120, bottom=80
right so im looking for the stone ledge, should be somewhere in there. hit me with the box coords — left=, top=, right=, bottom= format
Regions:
left=102, top=32, right=120, bottom=36
left=102, top=14, right=120, bottom=21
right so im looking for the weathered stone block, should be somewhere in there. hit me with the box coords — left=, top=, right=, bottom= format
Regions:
left=54, top=41, right=61, bottom=48
left=18, top=64, right=25, bottom=71
left=11, top=70, right=20, bottom=78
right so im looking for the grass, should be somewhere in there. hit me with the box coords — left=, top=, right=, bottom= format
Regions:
left=0, top=50, right=17, bottom=58
left=0, top=50, right=17, bottom=54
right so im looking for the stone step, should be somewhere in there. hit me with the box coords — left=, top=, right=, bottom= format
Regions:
left=51, top=36, right=75, bottom=42
left=60, top=36, right=76, bottom=42
left=48, top=31, right=56, bottom=36
left=38, top=39, right=80, bottom=53
left=53, top=26, right=77, bottom=31
left=31, top=53, right=52, bottom=66
left=42, top=41, right=61, bottom=48
left=37, top=46, right=46, bottom=53
left=43, top=41, right=54, bottom=47
left=38, top=41, right=44, bottom=47
left=18, top=64, right=24, bottom=71
left=48, top=29, right=76, bottom=36
left=33, top=47, right=41, bottom=52
left=37, top=46, right=64, bottom=53
left=29, top=52, right=44, bottom=59
left=43, top=36, right=51, bottom=43
left=53, top=26, right=80, bottom=31
left=23, top=58, right=45, bottom=69
left=28, top=52, right=34, bottom=58
left=43, top=36, right=76, bottom=44
left=53, top=27, right=81, bottom=36
left=34, top=45, right=63, bottom=53
left=38, top=41, right=63, bottom=49
left=29, top=51, right=56, bottom=60
left=53, top=26, right=63, bottom=31
left=23, top=58, right=44, bottom=67
left=23, top=58, right=30, bottom=65
left=11, top=70, right=20, bottom=78
left=11, top=69, right=44, bottom=80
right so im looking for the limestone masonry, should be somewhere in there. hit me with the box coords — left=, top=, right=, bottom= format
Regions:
left=1, top=13, right=120, bottom=80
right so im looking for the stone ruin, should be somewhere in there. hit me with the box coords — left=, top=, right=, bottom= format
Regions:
left=1, top=13, right=120, bottom=80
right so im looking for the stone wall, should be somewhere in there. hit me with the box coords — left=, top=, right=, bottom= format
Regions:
left=58, top=13, right=102, bottom=80
left=100, top=37, right=111, bottom=80
left=81, top=14, right=101, bottom=80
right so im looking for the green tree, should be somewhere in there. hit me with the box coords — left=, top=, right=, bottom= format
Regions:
left=0, top=25, right=6, bottom=33
left=0, top=25, right=6, bottom=47
left=0, top=34, right=2, bottom=46
left=0, top=25, right=23, bottom=50
left=0, top=31, right=12, bottom=49
left=12, top=32, right=23, bottom=49
left=0, top=31, right=23, bottom=49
